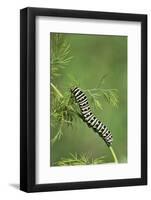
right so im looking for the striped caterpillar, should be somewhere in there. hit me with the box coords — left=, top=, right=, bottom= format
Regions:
left=71, top=87, right=113, bottom=146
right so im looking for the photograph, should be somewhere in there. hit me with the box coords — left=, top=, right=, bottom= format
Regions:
left=50, top=32, right=127, bottom=166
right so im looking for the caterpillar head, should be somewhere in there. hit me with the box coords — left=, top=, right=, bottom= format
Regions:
left=70, top=86, right=78, bottom=93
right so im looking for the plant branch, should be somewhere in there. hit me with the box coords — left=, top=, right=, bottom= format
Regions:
left=109, top=146, right=118, bottom=163
left=51, top=82, right=63, bottom=98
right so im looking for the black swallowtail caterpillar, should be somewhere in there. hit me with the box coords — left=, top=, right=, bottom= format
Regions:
left=71, top=87, right=113, bottom=146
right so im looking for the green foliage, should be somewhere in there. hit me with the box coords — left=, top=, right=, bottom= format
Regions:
left=51, top=33, right=73, bottom=79
left=84, top=88, right=119, bottom=110
left=55, top=153, right=105, bottom=166
left=50, top=33, right=75, bottom=143
left=51, top=88, right=78, bottom=144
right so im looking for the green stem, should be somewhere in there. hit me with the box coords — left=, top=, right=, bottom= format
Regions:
left=50, top=82, right=81, bottom=118
left=109, top=146, right=118, bottom=163
left=51, top=82, right=63, bottom=98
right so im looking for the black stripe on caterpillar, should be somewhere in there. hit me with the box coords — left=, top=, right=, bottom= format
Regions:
left=70, top=86, right=113, bottom=146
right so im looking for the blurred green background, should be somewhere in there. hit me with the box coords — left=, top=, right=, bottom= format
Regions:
left=50, top=33, right=127, bottom=165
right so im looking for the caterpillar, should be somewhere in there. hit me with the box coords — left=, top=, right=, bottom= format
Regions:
left=71, top=86, right=113, bottom=146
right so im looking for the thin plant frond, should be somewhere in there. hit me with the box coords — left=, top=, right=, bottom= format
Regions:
left=51, top=86, right=81, bottom=143
left=55, top=153, right=106, bottom=166
left=96, top=73, right=109, bottom=88
left=84, top=88, right=119, bottom=110
left=50, top=33, right=73, bottom=80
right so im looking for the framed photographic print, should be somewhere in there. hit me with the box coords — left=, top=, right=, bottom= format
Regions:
left=20, top=7, right=147, bottom=192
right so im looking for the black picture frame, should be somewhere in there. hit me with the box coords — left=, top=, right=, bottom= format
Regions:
left=20, top=7, right=147, bottom=193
